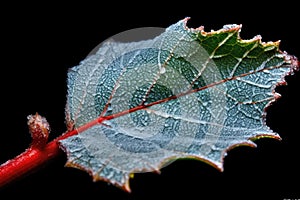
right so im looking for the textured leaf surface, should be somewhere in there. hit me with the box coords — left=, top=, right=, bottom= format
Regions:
left=59, top=18, right=299, bottom=192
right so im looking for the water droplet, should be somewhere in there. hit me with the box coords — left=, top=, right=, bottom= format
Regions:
left=107, top=103, right=112, bottom=111
left=202, top=102, right=208, bottom=107
left=160, top=67, right=166, bottom=74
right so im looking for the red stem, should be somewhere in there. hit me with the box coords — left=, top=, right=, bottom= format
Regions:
left=0, top=129, right=77, bottom=188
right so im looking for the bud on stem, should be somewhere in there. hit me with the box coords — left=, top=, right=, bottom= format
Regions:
left=27, top=113, right=50, bottom=149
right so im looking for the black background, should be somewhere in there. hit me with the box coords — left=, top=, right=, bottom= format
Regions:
left=0, top=2, right=299, bottom=199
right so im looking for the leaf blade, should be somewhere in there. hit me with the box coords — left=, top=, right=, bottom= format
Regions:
left=59, top=18, right=299, bottom=192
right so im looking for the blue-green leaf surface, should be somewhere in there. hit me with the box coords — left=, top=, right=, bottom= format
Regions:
left=59, top=18, right=299, bottom=192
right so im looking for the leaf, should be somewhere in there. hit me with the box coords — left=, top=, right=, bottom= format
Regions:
left=58, top=17, right=299, bottom=192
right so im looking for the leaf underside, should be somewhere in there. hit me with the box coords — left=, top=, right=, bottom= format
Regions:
left=59, top=17, right=299, bottom=192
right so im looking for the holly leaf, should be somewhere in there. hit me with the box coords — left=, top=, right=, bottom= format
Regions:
left=58, top=17, right=299, bottom=192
